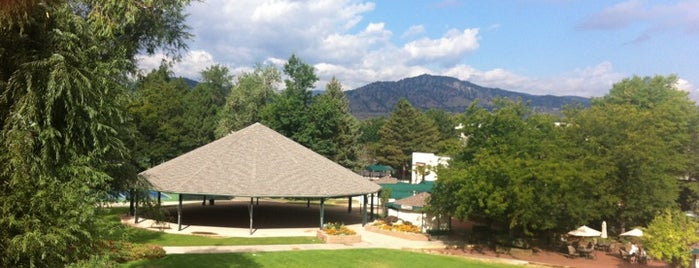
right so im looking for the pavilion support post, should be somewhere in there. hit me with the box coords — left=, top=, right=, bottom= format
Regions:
left=134, top=191, right=138, bottom=224
left=202, top=195, right=207, bottom=206
left=129, top=189, right=135, bottom=216
left=362, top=194, right=368, bottom=226
left=256, top=197, right=259, bottom=206
left=347, top=196, right=352, bottom=213
left=157, top=192, right=161, bottom=207
left=306, top=199, right=310, bottom=208
left=319, top=198, right=325, bottom=230
left=249, top=197, right=254, bottom=235
left=177, top=194, right=183, bottom=231
left=370, top=193, right=375, bottom=221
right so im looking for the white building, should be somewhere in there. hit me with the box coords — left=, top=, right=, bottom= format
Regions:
left=410, top=152, right=450, bottom=184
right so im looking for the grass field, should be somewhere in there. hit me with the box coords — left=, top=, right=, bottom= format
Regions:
left=122, top=248, right=521, bottom=268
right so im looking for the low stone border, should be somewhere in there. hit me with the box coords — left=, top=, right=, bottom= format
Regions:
left=316, top=230, right=361, bottom=244
left=364, top=225, right=431, bottom=241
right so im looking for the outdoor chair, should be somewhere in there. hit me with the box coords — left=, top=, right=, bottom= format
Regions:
left=566, top=245, right=579, bottom=258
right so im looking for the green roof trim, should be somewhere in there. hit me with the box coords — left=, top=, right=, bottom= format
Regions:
left=386, top=202, right=423, bottom=210
left=381, top=181, right=434, bottom=200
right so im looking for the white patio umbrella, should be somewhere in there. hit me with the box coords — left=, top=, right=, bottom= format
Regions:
left=620, top=228, right=643, bottom=237
left=568, top=225, right=602, bottom=237
left=601, top=221, right=608, bottom=239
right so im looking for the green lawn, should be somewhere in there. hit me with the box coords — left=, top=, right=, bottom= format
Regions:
left=122, top=248, right=520, bottom=268
left=125, top=229, right=320, bottom=246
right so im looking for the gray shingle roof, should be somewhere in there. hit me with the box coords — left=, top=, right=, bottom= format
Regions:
left=394, top=192, right=431, bottom=207
left=140, top=123, right=380, bottom=198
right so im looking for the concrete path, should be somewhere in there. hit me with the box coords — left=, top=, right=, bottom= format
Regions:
left=123, top=216, right=446, bottom=254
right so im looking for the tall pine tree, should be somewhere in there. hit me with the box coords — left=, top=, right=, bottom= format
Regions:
left=376, top=99, right=439, bottom=180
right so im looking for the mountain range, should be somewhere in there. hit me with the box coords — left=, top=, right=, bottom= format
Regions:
left=344, top=74, right=590, bottom=119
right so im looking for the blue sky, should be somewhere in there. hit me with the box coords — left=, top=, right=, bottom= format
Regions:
left=138, top=0, right=699, bottom=100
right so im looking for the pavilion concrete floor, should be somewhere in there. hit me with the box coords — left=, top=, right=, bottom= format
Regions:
left=158, top=198, right=372, bottom=230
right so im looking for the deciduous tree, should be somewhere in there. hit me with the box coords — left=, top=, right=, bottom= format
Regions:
left=261, top=55, right=318, bottom=146
left=569, top=75, right=696, bottom=230
left=644, top=209, right=699, bottom=268
left=0, top=1, right=190, bottom=266
left=216, top=64, right=280, bottom=135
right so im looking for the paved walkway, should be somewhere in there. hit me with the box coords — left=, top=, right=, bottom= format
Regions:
left=122, top=216, right=449, bottom=254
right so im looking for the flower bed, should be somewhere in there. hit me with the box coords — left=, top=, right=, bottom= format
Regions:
left=365, top=221, right=431, bottom=241
left=317, top=222, right=361, bottom=244
left=316, top=230, right=361, bottom=244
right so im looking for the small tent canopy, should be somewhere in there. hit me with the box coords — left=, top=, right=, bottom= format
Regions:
left=365, top=165, right=395, bottom=172
left=364, top=165, right=394, bottom=177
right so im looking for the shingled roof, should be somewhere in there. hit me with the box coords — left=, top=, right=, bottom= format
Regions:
left=140, top=123, right=380, bottom=198
left=393, top=192, right=431, bottom=208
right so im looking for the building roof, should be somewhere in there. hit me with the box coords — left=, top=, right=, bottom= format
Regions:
left=387, top=192, right=431, bottom=211
left=140, top=123, right=380, bottom=198
left=394, top=192, right=431, bottom=207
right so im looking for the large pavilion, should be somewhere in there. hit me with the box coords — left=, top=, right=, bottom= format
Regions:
left=138, top=123, right=381, bottom=234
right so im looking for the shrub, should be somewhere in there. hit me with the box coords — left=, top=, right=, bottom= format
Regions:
left=101, top=240, right=166, bottom=263
left=65, top=255, right=118, bottom=268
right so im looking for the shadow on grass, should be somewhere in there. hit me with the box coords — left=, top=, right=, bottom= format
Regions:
left=124, top=253, right=261, bottom=268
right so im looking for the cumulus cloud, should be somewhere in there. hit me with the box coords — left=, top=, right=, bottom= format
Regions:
left=136, top=50, right=218, bottom=80
left=403, top=28, right=479, bottom=65
left=440, top=62, right=625, bottom=98
left=676, top=78, right=699, bottom=102
left=402, top=25, right=426, bottom=38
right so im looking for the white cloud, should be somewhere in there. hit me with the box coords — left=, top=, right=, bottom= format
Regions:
left=402, top=25, right=426, bottom=38
left=676, top=78, right=699, bottom=102
left=136, top=50, right=218, bottom=80
left=441, top=62, right=625, bottom=98
left=403, top=28, right=480, bottom=65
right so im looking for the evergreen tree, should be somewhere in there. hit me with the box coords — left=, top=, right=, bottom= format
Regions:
left=182, top=64, right=233, bottom=145
left=376, top=99, right=439, bottom=180
left=307, top=77, right=361, bottom=169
